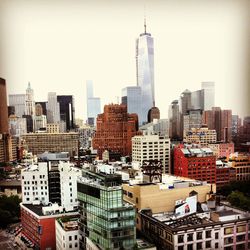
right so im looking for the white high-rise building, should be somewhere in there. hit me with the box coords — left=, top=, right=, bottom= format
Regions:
left=59, top=162, right=81, bottom=212
left=21, top=162, right=49, bottom=205
left=34, top=115, right=47, bottom=131
left=86, top=80, right=101, bottom=126
left=201, top=81, right=215, bottom=111
left=21, top=161, right=81, bottom=211
left=25, top=82, right=35, bottom=116
left=9, top=94, right=26, bottom=117
left=47, top=92, right=60, bottom=123
left=136, top=20, right=155, bottom=125
left=132, top=133, right=170, bottom=174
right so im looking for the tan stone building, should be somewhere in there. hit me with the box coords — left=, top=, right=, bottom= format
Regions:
left=21, top=132, right=78, bottom=157
left=122, top=175, right=216, bottom=230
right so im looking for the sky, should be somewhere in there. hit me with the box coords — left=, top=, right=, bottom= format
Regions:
left=0, top=0, right=249, bottom=120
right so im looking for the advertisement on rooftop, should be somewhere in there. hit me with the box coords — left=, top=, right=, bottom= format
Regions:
left=175, top=195, right=197, bottom=218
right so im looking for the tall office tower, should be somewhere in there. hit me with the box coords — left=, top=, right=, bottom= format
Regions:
left=77, top=167, right=136, bottom=250
left=136, top=20, right=155, bottom=124
left=121, top=86, right=142, bottom=123
left=9, top=94, right=26, bottom=117
left=168, top=100, right=181, bottom=139
left=25, top=82, right=35, bottom=116
left=34, top=105, right=47, bottom=132
left=180, top=89, right=192, bottom=115
left=191, top=82, right=215, bottom=111
left=183, top=109, right=203, bottom=137
left=201, top=81, right=215, bottom=111
left=57, top=95, right=75, bottom=131
left=203, top=107, right=232, bottom=142
left=0, top=78, right=17, bottom=163
left=179, top=89, right=192, bottom=138
left=132, top=133, right=170, bottom=174
left=47, top=92, right=60, bottom=123
left=0, top=78, right=9, bottom=134
left=232, top=115, right=241, bottom=140
left=92, top=104, right=138, bottom=159
left=147, top=106, right=160, bottom=123
left=9, top=115, right=27, bottom=137
left=86, top=80, right=101, bottom=126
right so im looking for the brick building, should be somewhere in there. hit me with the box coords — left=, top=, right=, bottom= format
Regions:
left=203, top=107, right=232, bottom=142
left=174, top=145, right=216, bottom=184
left=21, top=203, right=78, bottom=250
left=92, top=104, right=139, bottom=159
left=216, top=160, right=236, bottom=189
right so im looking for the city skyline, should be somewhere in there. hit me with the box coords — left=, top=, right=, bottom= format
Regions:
left=0, top=0, right=249, bottom=120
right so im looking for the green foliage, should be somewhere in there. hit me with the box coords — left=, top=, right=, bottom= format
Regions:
left=227, top=191, right=250, bottom=211
left=218, top=180, right=250, bottom=197
left=0, top=195, right=21, bottom=228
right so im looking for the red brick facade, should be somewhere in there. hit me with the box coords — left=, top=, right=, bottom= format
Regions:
left=92, top=104, right=139, bottom=159
left=21, top=205, right=59, bottom=250
left=174, top=145, right=216, bottom=184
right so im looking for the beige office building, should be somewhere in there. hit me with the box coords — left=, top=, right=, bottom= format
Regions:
left=132, top=133, right=170, bottom=174
left=21, top=132, right=78, bottom=157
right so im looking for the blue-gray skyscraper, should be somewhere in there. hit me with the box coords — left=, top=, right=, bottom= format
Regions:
left=86, top=80, right=101, bottom=126
left=136, top=20, right=155, bottom=124
left=121, top=86, right=141, bottom=120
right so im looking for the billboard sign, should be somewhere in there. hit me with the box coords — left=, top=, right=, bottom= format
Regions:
left=175, top=195, right=197, bottom=218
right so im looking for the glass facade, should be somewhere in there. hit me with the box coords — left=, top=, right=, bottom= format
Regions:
left=121, top=86, right=142, bottom=123
left=77, top=170, right=136, bottom=250
left=136, top=30, right=155, bottom=125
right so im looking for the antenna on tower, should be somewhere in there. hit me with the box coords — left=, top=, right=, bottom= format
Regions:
left=144, top=4, right=147, bottom=34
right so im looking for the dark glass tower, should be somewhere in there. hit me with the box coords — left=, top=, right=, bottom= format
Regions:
left=57, top=95, right=75, bottom=131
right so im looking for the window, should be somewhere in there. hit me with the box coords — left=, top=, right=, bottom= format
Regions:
left=206, top=230, right=211, bottom=238
left=178, top=246, right=184, bottom=250
left=69, top=244, right=72, bottom=248
left=215, top=243, right=219, bottom=249
left=215, top=232, right=219, bottom=239
left=187, top=233, right=193, bottom=242
left=237, top=225, right=246, bottom=233
left=197, top=242, right=202, bottom=250
left=224, top=227, right=233, bottom=235
left=69, top=236, right=72, bottom=241
left=75, top=243, right=78, bottom=248
left=187, top=244, right=193, bottom=250
left=178, top=235, right=184, bottom=243
left=205, top=241, right=211, bottom=248
left=197, top=232, right=202, bottom=240
left=136, top=197, right=138, bottom=203
left=74, top=235, right=77, bottom=240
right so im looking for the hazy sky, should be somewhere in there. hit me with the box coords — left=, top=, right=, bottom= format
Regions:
left=0, top=0, right=249, bottom=120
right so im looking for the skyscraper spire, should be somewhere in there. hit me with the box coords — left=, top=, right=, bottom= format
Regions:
left=144, top=17, right=147, bottom=34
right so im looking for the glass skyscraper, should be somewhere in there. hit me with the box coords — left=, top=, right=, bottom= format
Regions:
left=136, top=21, right=155, bottom=125
left=86, top=80, right=101, bottom=126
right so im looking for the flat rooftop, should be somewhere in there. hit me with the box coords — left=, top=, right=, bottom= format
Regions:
left=126, top=174, right=208, bottom=189
left=57, top=216, right=79, bottom=231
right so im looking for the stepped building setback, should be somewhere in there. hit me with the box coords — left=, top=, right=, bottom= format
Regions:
left=92, top=104, right=139, bottom=159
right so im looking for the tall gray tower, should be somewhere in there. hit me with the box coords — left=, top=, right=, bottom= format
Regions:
left=136, top=19, right=155, bottom=125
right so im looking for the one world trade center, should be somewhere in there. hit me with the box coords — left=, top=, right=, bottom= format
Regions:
left=136, top=19, right=155, bottom=125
